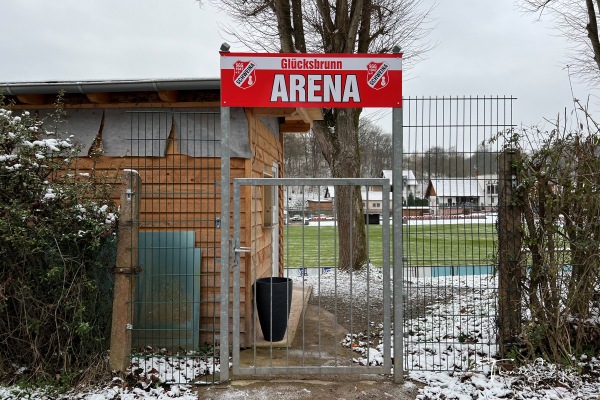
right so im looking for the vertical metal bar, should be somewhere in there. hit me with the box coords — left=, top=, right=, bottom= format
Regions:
left=219, top=106, right=231, bottom=382
left=392, top=106, right=404, bottom=382
left=365, top=187, right=371, bottom=368
left=232, top=181, right=241, bottom=375
left=382, top=180, right=392, bottom=372
left=252, top=188, right=258, bottom=369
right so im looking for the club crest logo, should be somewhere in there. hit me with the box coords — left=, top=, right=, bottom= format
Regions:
left=366, top=61, right=390, bottom=90
left=233, top=60, right=257, bottom=89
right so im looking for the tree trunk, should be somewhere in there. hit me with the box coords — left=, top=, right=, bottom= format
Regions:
left=313, top=108, right=368, bottom=271
left=586, top=0, right=600, bottom=72
left=497, top=150, right=523, bottom=356
left=274, top=0, right=295, bottom=52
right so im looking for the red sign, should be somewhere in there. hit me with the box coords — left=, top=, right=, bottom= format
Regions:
left=220, top=52, right=402, bottom=108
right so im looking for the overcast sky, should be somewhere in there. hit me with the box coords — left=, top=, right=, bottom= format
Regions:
left=0, top=0, right=595, bottom=134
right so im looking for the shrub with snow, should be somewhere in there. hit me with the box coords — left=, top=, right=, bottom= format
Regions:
left=0, top=104, right=118, bottom=383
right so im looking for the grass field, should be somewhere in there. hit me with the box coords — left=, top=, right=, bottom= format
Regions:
left=282, top=223, right=497, bottom=268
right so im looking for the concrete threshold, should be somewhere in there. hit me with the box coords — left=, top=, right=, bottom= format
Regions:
left=254, top=284, right=312, bottom=347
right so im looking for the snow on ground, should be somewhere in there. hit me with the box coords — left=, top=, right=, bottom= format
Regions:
left=304, top=268, right=600, bottom=399
left=403, top=275, right=499, bottom=372
left=2, top=267, right=599, bottom=399
left=0, top=353, right=221, bottom=400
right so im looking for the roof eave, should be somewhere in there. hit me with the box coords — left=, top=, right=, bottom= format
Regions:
left=0, top=78, right=221, bottom=95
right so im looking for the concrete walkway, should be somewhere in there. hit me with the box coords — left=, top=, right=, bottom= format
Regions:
left=197, top=378, right=419, bottom=399
left=197, top=294, right=420, bottom=399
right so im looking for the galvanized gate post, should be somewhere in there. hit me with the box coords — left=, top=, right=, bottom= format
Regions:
left=220, top=106, right=231, bottom=382
left=392, top=105, right=404, bottom=383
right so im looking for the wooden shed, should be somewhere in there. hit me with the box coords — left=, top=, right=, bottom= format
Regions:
left=1, top=78, right=322, bottom=348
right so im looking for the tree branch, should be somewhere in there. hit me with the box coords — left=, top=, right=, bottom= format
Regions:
left=334, top=0, right=349, bottom=51
left=274, top=0, right=295, bottom=51
left=315, top=0, right=336, bottom=52
left=357, top=0, right=372, bottom=53
left=344, top=0, right=364, bottom=52
left=291, top=0, right=307, bottom=52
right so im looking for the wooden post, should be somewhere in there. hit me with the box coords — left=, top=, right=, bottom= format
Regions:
left=109, top=170, right=141, bottom=371
left=497, top=150, right=522, bottom=356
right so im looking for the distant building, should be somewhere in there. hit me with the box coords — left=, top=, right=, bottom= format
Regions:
left=425, top=179, right=484, bottom=216
left=376, top=169, right=419, bottom=204
left=284, top=185, right=333, bottom=216
left=475, top=174, right=498, bottom=210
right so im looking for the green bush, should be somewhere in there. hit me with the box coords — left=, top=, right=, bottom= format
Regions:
left=0, top=103, right=118, bottom=383
left=407, top=192, right=428, bottom=207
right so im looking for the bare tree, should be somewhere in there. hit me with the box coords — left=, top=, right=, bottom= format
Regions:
left=494, top=106, right=600, bottom=362
left=283, top=131, right=329, bottom=177
left=209, top=0, right=434, bottom=270
left=359, top=119, right=393, bottom=177
left=519, top=0, right=600, bottom=86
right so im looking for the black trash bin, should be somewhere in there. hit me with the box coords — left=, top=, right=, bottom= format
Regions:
left=254, top=277, right=293, bottom=341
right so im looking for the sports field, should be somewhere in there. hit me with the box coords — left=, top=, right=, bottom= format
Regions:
left=282, top=222, right=497, bottom=268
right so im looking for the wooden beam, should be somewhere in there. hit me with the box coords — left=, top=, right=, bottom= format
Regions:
left=16, top=94, right=47, bottom=105
left=303, top=107, right=324, bottom=121
left=252, top=107, right=296, bottom=117
left=289, top=108, right=311, bottom=124
left=158, top=90, right=178, bottom=102
left=86, top=92, right=111, bottom=104
left=279, top=122, right=311, bottom=133
left=286, top=108, right=323, bottom=127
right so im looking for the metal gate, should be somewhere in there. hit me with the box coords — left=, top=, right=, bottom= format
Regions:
left=231, top=178, right=393, bottom=377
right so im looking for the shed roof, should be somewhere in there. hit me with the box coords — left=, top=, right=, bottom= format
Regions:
left=325, top=186, right=392, bottom=201
left=381, top=169, right=418, bottom=186
left=426, top=179, right=483, bottom=198
left=0, top=78, right=220, bottom=95
left=0, top=78, right=323, bottom=133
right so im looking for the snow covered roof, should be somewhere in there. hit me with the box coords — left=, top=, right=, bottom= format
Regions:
left=323, top=186, right=392, bottom=201
left=427, top=179, right=484, bottom=197
left=381, top=169, right=418, bottom=186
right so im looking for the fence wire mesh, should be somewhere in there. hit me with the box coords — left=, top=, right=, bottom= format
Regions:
left=232, top=178, right=392, bottom=376
left=128, top=110, right=221, bottom=385
left=121, top=96, right=520, bottom=382
left=402, top=96, right=515, bottom=372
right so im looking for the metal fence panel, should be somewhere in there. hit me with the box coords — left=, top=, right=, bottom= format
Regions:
left=129, top=110, right=221, bottom=385
left=402, top=96, right=515, bottom=372
left=232, top=178, right=392, bottom=376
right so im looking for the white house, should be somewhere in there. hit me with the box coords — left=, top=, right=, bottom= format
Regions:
left=475, top=174, right=499, bottom=210
left=323, top=186, right=391, bottom=222
left=425, top=179, right=484, bottom=215
left=378, top=169, right=419, bottom=204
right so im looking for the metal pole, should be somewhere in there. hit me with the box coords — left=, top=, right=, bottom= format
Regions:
left=392, top=105, right=404, bottom=383
left=220, top=106, right=231, bottom=382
